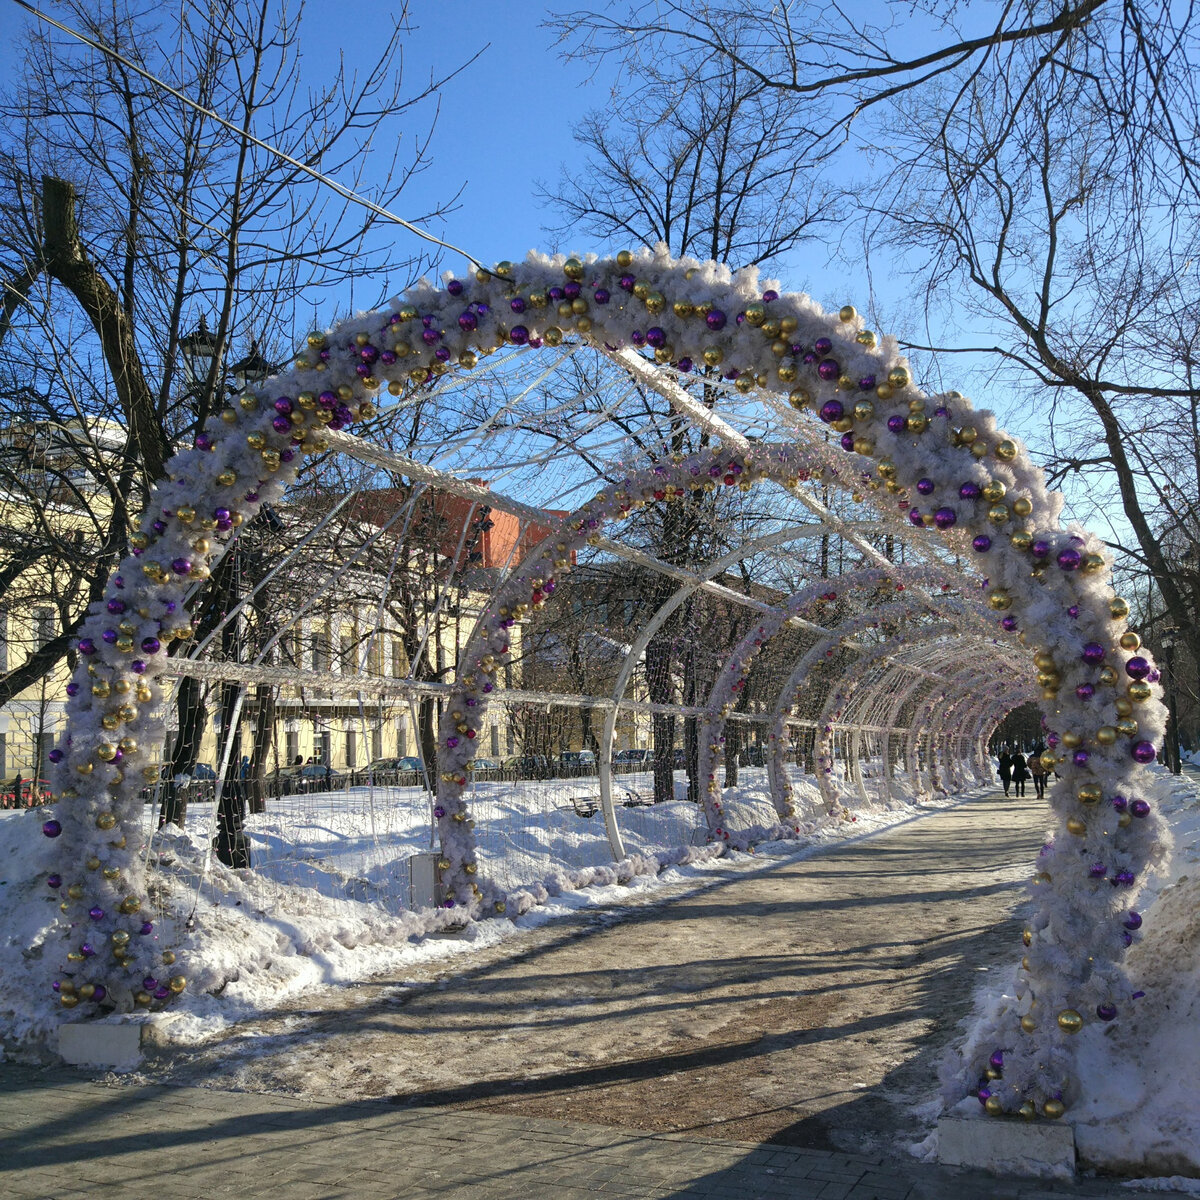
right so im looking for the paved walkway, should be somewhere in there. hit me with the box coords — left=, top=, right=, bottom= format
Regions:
left=0, top=1061, right=1185, bottom=1199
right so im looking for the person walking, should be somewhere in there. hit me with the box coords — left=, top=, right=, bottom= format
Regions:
left=1029, top=747, right=1048, bottom=799
left=1011, top=749, right=1029, bottom=797
left=997, top=748, right=1013, bottom=796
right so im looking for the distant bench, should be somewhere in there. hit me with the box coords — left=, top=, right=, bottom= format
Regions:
left=562, top=788, right=656, bottom=819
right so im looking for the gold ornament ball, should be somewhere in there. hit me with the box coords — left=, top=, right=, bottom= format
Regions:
left=888, top=366, right=910, bottom=389
left=67, top=884, right=84, bottom=900
left=1076, top=783, right=1101, bottom=804
left=995, top=439, right=1018, bottom=461
left=1098, top=665, right=1119, bottom=686
left=777, top=362, right=797, bottom=383
left=744, top=302, right=766, bottom=326
left=562, top=257, right=582, bottom=280
left=1061, top=730, right=1082, bottom=748
left=162, top=950, right=176, bottom=965
left=1114, top=697, right=1134, bottom=717
left=1011, top=531, right=1033, bottom=551
left=615, top=250, right=633, bottom=269
left=1012, top=496, right=1033, bottom=518
left=1020, top=1015, right=1038, bottom=1034
left=987, top=589, right=1013, bottom=611
left=1057, top=1009, right=1084, bottom=1034
left=1116, top=717, right=1140, bottom=738
left=984, top=1096, right=1004, bottom=1116
left=981, top=479, right=1007, bottom=502
left=1043, top=1099, right=1066, bottom=1119
left=1128, top=681, right=1152, bottom=703
left=134, top=991, right=152, bottom=1007
left=987, top=503, right=1010, bottom=525
left=61, top=992, right=80, bottom=1008
left=1019, top=1101, right=1036, bottom=1121
left=703, top=345, right=725, bottom=366
left=856, top=330, right=877, bottom=348
left=1119, top=631, right=1141, bottom=651
left=78, top=983, right=96, bottom=1000
left=1095, top=726, right=1118, bottom=746
left=1066, top=816, right=1087, bottom=836
left=168, top=975, right=187, bottom=993
left=1110, top=597, right=1130, bottom=619
left=96, top=812, right=117, bottom=830
left=839, top=304, right=857, bottom=322
left=111, top=929, right=130, bottom=944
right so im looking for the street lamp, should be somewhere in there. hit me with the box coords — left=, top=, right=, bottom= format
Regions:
left=1160, top=623, right=1182, bottom=775
left=230, top=339, right=272, bottom=392
left=179, top=315, right=220, bottom=390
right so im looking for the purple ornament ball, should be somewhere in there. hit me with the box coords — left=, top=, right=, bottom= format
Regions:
left=887, top=415, right=906, bottom=433
left=762, top=289, right=779, bottom=302
left=47, top=873, right=62, bottom=890
left=509, top=326, right=529, bottom=345
left=1096, top=1003, right=1117, bottom=1022
left=1111, top=794, right=1127, bottom=811
left=433, top=805, right=446, bottom=819
left=1057, top=547, right=1082, bottom=570
left=933, top=507, right=957, bottom=530
left=89, top=906, right=104, bottom=920
left=817, top=358, right=840, bottom=381
left=48, top=747, right=63, bottom=763
left=1082, top=642, right=1106, bottom=665
left=93, top=985, right=107, bottom=1002
left=446, top=279, right=463, bottom=296
left=1089, top=861, right=1107, bottom=878
left=972, top=535, right=992, bottom=553
left=1001, top=616, right=1018, bottom=631
left=916, top=478, right=935, bottom=495
left=908, top=508, right=924, bottom=527
left=139, top=920, right=154, bottom=935
left=78, top=638, right=96, bottom=656
left=1130, top=798, right=1151, bottom=818
left=814, top=337, right=832, bottom=354
left=989, top=1050, right=1004, bottom=1069
left=959, top=481, right=981, bottom=500
left=593, top=287, right=610, bottom=304
left=42, top=819, right=62, bottom=839
left=1124, top=911, right=1142, bottom=930
left=141, top=637, right=161, bottom=655
left=646, top=327, right=666, bottom=349
left=1125, top=656, right=1151, bottom=680
left=840, top=432, right=856, bottom=451
left=1031, top=539, right=1051, bottom=558
left=818, top=399, right=844, bottom=424
left=1131, top=740, right=1157, bottom=764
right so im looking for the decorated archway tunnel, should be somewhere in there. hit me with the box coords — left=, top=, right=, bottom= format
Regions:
left=43, top=247, right=1168, bottom=1123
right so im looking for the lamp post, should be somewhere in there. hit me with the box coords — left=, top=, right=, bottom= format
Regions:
left=179, top=315, right=220, bottom=398
left=1160, top=623, right=1182, bottom=775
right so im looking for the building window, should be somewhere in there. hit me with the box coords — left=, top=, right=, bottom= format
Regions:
left=366, top=637, right=382, bottom=676
left=311, top=627, right=328, bottom=673
left=340, top=631, right=354, bottom=674
left=0, top=732, right=6, bottom=775
left=35, top=607, right=54, bottom=648
left=286, top=730, right=299, bottom=764
left=0, top=609, right=7, bottom=671
left=371, top=727, right=382, bottom=761
left=397, top=720, right=407, bottom=757
left=346, top=730, right=356, bottom=769
left=318, top=730, right=331, bottom=764
left=490, top=725, right=499, bottom=757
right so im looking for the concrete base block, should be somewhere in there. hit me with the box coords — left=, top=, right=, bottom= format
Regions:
left=938, top=1115, right=1076, bottom=1180
left=58, top=1022, right=143, bottom=1071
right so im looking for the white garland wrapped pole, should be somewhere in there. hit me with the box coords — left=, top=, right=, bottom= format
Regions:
left=41, top=247, right=1167, bottom=1124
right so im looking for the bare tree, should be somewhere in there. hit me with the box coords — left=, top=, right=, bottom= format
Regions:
left=0, top=1, right=465, bottom=817
left=555, top=0, right=1200, bottom=704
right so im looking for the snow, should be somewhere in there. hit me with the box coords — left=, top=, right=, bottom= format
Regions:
left=942, top=765, right=1200, bottom=1177
left=8, top=762, right=1200, bottom=1176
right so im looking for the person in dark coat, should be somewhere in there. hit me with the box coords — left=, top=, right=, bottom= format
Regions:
left=997, top=749, right=1013, bottom=796
left=1029, top=744, right=1048, bottom=799
left=1011, top=750, right=1029, bottom=797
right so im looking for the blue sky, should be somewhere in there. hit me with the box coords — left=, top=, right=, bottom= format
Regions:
left=0, top=0, right=1093, bottom=512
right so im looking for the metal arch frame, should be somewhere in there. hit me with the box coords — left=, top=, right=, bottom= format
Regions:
left=816, top=635, right=1023, bottom=810
left=816, top=631, right=1005, bottom=808
left=764, top=598, right=1000, bottom=819
left=434, top=438, right=918, bottom=892
left=693, top=564, right=990, bottom=830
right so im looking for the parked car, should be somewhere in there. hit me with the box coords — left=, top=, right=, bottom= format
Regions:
left=188, top=763, right=218, bottom=780
left=278, top=762, right=345, bottom=793
left=467, top=757, right=502, bottom=778
left=614, top=749, right=653, bottom=766
left=557, top=750, right=597, bottom=775
left=502, top=754, right=551, bottom=779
